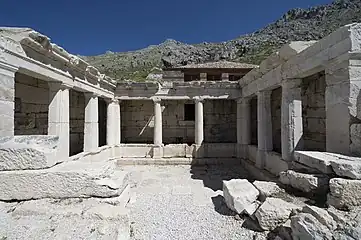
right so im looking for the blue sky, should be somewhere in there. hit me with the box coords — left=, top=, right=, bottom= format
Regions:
left=1, top=0, right=332, bottom=56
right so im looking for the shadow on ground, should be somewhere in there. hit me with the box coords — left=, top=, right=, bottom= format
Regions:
left=190, top=164, right=251, bottom=191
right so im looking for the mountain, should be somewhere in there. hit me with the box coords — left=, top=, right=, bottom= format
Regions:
left=82, top=0, right=361, bottom=81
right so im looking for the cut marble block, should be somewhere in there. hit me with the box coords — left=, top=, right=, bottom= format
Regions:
left=0, top=160, right=129, bottom=201
left=0, top=135, right=60, bottom=171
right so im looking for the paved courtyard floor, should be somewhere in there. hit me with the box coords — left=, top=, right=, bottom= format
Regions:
left=119, top=165, right=262, bottom=240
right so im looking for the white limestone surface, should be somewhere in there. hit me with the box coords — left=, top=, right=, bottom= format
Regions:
left=327, top=178, right=361, bottom=210
left=0, top=135, right=60, bottom=170
left=255, top=197, right=301, bottom=231
left=223, top=179, right=259, bottom=214
left=279, top=170, right=329, bottom=193
left=0, top=160, right=129, bottom=201
left=0, top=198, right=130, bottom=240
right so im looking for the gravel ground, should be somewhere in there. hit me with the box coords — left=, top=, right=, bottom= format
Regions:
left=119, top=165, right=265, bottom=240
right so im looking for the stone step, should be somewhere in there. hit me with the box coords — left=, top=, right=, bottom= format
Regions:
left=115, top=157, right=240, bottom=166
left=0, top=160, right=129, bottom=201
left=0, top=198, right=130, bottom=240
left=0, top=135, right=60, bottom=171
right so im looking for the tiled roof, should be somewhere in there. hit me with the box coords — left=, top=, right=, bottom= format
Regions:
left=177, top=61, right=259, bottom=69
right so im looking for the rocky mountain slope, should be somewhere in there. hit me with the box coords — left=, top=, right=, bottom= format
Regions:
left=83, top=0, right=361, bottom=81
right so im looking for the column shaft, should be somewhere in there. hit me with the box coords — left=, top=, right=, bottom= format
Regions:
left=84, top=93, right=99, bottom=152
left=114, top=101, right=121, bottom=145
left=0, top=66, right=17, bottom=137
left=153, top=98, right=162, bottom=146
left=281, top=79, right=303, bottom=161
left=48, top=83, right=70, bottom=159
left=106, top=100, right=115, bottom=146
left=237, top=98, right=251, bottom=158
left=195, top=99, right=204, bottom=145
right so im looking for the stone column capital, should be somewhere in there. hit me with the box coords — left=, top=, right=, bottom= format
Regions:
left=236, top=98, right=251, bottom=105
left=84, top=92, right=100, bottom=98
left=151, top=97, right=162, bottom=103
left=193, top=97, right=204, bottom=103
left=105, top=98, right=120, bottom=104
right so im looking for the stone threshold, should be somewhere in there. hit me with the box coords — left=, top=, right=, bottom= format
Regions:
left=115, top=157, right=240, bottom=166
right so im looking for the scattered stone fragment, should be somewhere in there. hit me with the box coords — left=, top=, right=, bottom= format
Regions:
left=291, top=213, right=332, bottom=240
left=327, top=178, right=361, bottom=210
left=244, top=201, right=261, bottom=216
left=302, top=205, right=337, bottom=230
left=279, top=170, right=329, bottom=194
left=223, top=179, right=259, bottom=214
left=0, top=160, right=129, bottom=201
left=326, top=206, right=347, bottom=227
left=252, top=181, right=283, bottom=202
left=255, top=198, right=301, bottom=231
left=293, top=151, right=334, bottom=174
left=330, top=158, right=361, bottom=180
left=0, top=136, right=60, bottom=171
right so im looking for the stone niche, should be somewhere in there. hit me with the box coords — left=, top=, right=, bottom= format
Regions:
left=301, top=71, right=326, bottom=151
left=250, top=97, right=258, bottom=146
left=69, top=89, right=85, bottom=156
left=14, top=72, right=49, bottom=136
left=271, top=87, right=282, bottom=154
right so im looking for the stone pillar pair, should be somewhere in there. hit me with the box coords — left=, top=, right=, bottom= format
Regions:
left=85, top=95, right=122, bottom=151
left=152, top=97, right=205, bottom=146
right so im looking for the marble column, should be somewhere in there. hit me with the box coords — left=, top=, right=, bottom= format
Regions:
left=48, top=82, right=70, bottom=159
left=106, top=99, right=121, bottom=146
left=84, top=93, right=99, bottom=152
left=237, top=98, right=251, bottom=159
left=195, top=97, right=204, bottom=145
left=257, top=91, right=273, bottom=169
left=114, top=100, right=121, bottom=145
left=281, top=79, right=303, bottom=161
left=0, top=64, right=18, bottom=137
left=153, top=97, right=162, bottom=146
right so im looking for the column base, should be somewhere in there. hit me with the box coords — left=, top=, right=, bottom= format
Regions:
left=236, top=144, right=249, bottom=159
left=152, top=145, right=164, bottom=159
left=193, top=144, right=204, bottom=158
left=256, top=150, right=267, bottom=169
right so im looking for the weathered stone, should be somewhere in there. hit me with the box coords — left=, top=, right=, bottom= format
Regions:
left=291, top=213, right=332, bottom=240
left=293, top=151, right=333, bottom=174
left=0, top=160, right=129, bottom=201
left=0, top=198, right=130, bottom=240
left=255, top=198, right=301, bottom=231
left=244, top=201, right=261, bottom=216
left=302, top=205, right=337, bottom=230
left=327, top=178, right=361, bottom=210
left=0, top=136, right=60, bottom=171
left=279, top=170, right=329, bottom=193
left=330, top=157, right=361, bottom=179
left=252, top=181, right=283, bottom=202
left=223, top=179, right=259, bottom=214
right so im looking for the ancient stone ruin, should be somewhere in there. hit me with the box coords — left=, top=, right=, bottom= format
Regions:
left=0, top=23, right=361, bottom=239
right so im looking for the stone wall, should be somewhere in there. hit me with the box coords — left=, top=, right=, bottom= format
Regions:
left=301, top=72, right=326, bottom=151
left=271, top=87, right=282, bottom=153
left=121, top=99, right=237, bottom=144
left=14, top=73, right=49, bottom=135
left=163, top=100, right=195, bottom=144
left=121, top=100, right=154, bottom=144
left=69, top=90, right=85, bottom=156
left=250, top=97, right=258, bottom=145
left=204, top=100, right=236, bottom=143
